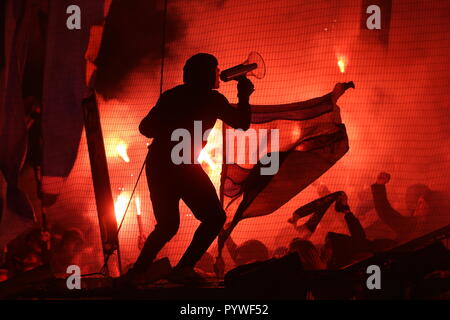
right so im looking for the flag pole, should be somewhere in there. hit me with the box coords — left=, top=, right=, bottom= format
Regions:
left=215, top=121, right=228, bottom=277
left=219, top=122, right=227, bottom=206
left=82, top=92, right=121, bottom=276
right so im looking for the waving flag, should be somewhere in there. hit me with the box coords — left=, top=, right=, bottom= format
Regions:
left=217, top=83, right=353, bottom=255
left=0, top=0, right=104, bottom=247
left=40, top=0, right=104, bottom=205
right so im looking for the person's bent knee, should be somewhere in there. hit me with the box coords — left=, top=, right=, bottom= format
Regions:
left=207, top=208, right=226, bottom=229
left=154, top=222, right=179, bottom=240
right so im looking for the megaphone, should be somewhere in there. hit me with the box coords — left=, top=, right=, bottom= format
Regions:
left=220, top=51, right=266, bottom=82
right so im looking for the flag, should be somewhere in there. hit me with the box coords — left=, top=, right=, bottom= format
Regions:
left=290, top=191, right=344, bottom=234
left=0, top=0, right=37, bottom=246
left=217, top=84, right=352, bottom=254
left=40, top=0, right=104, bottom=205
left=0, top=0, right=104, bottom=247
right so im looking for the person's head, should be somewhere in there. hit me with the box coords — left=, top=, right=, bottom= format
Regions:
left=405, top=184, right=431, bottom=216
left=61, top=228, right=84, bottom=253
left=289, top=238, right=325, bottom=270
left=52, top=229, right=84, bottom=272
left=235, top=240, right=269, bottom=265
left=272, top=246, right=289, bottom=259
left=183, top=53, right=219, bottom=89
left=25, top=229, right=43, bottom=253
left=321, top=232, right=352, bottom=269
left=334, top=191, right=350, bottom=213
left=50, top=223, right=65, bottom=243
left=22, top=251, right=42, bottom=272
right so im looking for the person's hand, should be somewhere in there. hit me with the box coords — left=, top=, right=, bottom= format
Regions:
left=334, top=192, right=351, bottom=213
left=338, top=192, right=348, bottom=206
left=376, top=172, right=391, bottom=185
left=316, top=184, right=331, bottom=197
left=287, top=216, right=297, bottom=225
left=237, top=77, right=254, bottom=100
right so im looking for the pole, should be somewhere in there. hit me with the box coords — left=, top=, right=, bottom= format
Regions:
left=82, top=92, right=120, bottom=276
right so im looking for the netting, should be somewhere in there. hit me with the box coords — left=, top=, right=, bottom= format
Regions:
left=8, top=0, right=450, bottom=275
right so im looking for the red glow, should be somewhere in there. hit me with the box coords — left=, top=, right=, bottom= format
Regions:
left=336, top=54, right=347, bottom=73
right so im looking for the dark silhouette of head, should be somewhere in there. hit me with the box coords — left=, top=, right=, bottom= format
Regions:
left=183, top=53, right=218, bottom=89
left=272, top=246, right=289, bottom=259
left=322, top=232, right=352, bottom=269
left=235, top=240, right=269, bottom=265
left=289, top=238, right=325, bottom=270
left=405, top=183, right=432, bottom=214
left=61, top=228, right=84, bottom=251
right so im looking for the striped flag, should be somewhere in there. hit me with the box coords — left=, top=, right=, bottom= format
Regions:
left=217, top=83, right=353, bottom=255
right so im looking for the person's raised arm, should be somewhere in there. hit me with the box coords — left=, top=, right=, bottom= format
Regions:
left=371, top=172, right=411, bottom=234
left=216, top=77, right=254, bottom=130
left=335, top=192, right=367, bottom=243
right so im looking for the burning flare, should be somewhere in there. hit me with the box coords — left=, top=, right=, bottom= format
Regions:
left=116, top=142, right=130, bottom=162
left=337, top=54, right=347, bottom=73
left=197, top=125, right=222, bottom=172
left=135, top=196, right=141, bottom=216
left=196, top=124, right=224, bottom=189
left=114, top=191, right=131, bottom=223
left=198, top=148, right=217, bottom=170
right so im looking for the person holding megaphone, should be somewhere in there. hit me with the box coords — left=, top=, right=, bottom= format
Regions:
left=120, top=53, right=255, bottom=286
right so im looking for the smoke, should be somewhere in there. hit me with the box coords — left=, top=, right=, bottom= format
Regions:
left=158, top=0, right=450, bottom=249
left=94, top=0, right=186, bottom=99
left=60, top=0, right=450, bottom=265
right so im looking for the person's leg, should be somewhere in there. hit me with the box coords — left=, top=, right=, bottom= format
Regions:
left=175, top=165, right=226, bottom=270
left=131, top=161, right=181, bottom=273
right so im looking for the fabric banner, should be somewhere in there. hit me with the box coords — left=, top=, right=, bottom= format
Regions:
left=40, top=0, right=104, bottom=204
left=0, top=0, right=37, bottom=238
left=218, top=85, right=352, bottom=255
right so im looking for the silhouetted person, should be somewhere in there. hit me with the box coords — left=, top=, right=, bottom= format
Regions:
left=127, top=53, right=254, bottom=283
left=51, top=228, right=84, bottom=275
left=225, top=236, right=269, bottom=266
left=289, top=191, right=395, bottom=269
left=371, top=172, right=450, bottom=242
left=272, top=246, right=289, bottom=259
left=288, top=238, right=325, bottom=270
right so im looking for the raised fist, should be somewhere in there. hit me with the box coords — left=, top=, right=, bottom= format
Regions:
left=376, top=172, right=391, bottom=185
left=335, top=191, right=350, bottom=213
left=287, top=216, right=297, bottom=225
